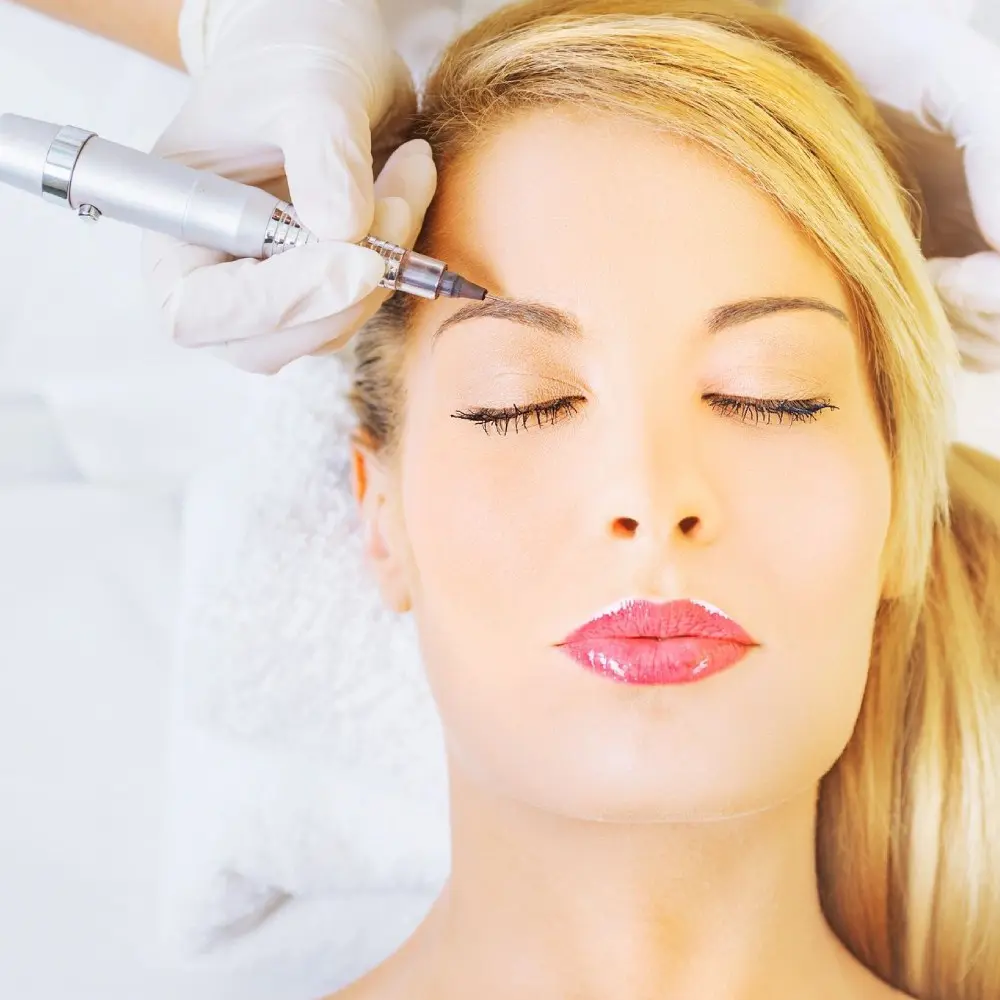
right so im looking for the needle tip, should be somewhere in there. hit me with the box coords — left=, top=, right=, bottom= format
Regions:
left=440, top=270, right=489, bottom=300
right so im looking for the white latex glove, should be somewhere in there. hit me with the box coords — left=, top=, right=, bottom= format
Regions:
left=458, top=0, right=509, bottom=29
left=784, top=0, right=1000, bottom=373
left=142, top=0, right=436, bottom=374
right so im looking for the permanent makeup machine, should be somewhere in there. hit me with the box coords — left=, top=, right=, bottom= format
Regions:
left=0, top=114, right=488, bottom=302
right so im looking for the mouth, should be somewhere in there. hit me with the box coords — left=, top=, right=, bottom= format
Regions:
left=555, top=598, right=759, bottom=686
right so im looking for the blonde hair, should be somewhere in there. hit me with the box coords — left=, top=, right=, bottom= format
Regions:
left=350, top=2, right=1000, bottom=994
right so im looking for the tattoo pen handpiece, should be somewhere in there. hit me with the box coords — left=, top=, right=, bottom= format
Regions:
left=0, top=114, right=488, bottom=302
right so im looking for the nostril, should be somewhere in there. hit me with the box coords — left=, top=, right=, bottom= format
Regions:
left=612, top=516, right=639, bottom=537
left=679, top=515, right=699, bottom=535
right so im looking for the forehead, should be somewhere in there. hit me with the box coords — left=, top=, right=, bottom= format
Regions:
left=425, top=109, right=847, bottom=325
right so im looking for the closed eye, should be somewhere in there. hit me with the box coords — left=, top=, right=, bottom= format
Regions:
left=451, top=397, right=585, bottom=435
left=705, top=394, right=838, bottom=424
left=451, top=394, right=837, bottom=435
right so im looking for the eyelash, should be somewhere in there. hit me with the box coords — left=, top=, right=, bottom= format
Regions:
left=451, top=394, right=837, bottom=435
left=452, top=397, right=585, bottom=435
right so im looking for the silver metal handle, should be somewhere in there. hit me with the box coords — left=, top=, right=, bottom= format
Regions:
left=262, top=200, right=319, bottom=257
left=266, top=203, right=447, bottom=299
left=362, top=234, right=446, bottom=298
left=41, top=124, right=95, bottom=205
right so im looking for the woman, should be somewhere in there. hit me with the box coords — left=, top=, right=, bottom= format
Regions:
left=342, top=1, right=1000, bottom=998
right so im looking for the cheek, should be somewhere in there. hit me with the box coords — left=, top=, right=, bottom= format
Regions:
left=730, top=420, right=891, bottom=620
left=399, top=421, right=571, bottom=624
left=720, top=412, right=892, bottom=752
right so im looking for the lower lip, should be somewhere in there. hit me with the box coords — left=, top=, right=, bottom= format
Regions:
left=558, top=636, right=752, bottom=685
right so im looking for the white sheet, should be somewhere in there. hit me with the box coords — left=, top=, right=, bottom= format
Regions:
left=0, top=1, right=470, bottom=993
left=0, top=2, right=363, bottom=996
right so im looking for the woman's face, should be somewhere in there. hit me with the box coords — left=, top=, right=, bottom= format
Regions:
left=358, top=109, right=893, bottom=821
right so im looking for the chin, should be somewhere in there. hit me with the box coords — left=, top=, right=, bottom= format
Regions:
left=474, top=741, right=805, bottom=824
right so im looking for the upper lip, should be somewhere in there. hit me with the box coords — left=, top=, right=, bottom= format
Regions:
left=558, top=598, right=757, bottom=645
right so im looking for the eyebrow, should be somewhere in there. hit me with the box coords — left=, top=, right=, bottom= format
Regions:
left=434, top=297, right=582, bottom=341
left=432, top=294, right=850, bottom=342
left=706, top=296, right=850, bottom=333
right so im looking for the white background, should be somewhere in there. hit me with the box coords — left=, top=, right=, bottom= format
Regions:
left=0, top=1, right=998, bottom=998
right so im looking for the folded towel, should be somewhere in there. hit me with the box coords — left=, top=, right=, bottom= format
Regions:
left=161, top=351, right=450, bottom=954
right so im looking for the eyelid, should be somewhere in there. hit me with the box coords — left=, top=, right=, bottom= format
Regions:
left=707, top=366, right=828, bottom=396
left=492, top=372, right=587, bottom=394
left=456, top=371, right=589, bottom=407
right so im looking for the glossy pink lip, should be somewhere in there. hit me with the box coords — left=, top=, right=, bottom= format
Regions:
left=556, top=598, right=758, bottom=686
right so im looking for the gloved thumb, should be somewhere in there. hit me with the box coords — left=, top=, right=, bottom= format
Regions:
left=927, top=252, right=1000, bottom=373
left=143, top=233, right=386, bottom=349
left=277, top=98, right=377, bottom=242
left=964, top=142, right=1000, bottom=255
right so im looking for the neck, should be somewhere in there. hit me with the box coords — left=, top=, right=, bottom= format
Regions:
left=390, top=768, right=883, bottom=1000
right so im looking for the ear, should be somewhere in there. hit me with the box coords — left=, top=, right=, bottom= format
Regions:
left=351, top=431, right=412, bottom=614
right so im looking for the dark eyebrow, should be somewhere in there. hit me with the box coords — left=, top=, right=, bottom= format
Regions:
left=706, top=296, right=850, bottom=333
left=433, top=297, right=582, bottom=343
left=432, top=293, right=849, bottom=343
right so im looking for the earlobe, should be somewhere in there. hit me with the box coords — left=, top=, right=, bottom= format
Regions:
left=350, top=439, right=369, bottom=508
left=350, top=436, right=413, bottom=614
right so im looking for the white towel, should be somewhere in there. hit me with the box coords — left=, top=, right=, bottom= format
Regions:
left=161, top=351, right=451, bottom=954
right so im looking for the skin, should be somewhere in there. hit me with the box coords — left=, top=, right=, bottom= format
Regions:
left=13, top=0, right=184, bottom=67
left=343, top=109, right=913, bottom=1000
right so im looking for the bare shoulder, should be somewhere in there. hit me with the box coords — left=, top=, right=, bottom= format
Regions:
left=317, top=982, right=377, bottom=1000
left=318, top=978, right=384, bottom=1000
left=317, top=963, right=410, bottom=1000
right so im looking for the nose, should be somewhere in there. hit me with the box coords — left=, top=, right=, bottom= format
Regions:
left=610, top=513, right=702, bottom=540
left=600, top=417, right=723, bottom=549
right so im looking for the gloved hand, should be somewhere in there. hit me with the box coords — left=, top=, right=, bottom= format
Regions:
left=784, top=0, right=1000, bottom=373
left=142, top=0, right=437, bottom=374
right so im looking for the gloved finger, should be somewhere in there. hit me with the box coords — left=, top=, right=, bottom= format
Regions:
left=311, top=194, right=418, bottom=358
left=146, top=235, right=386, bottom=348
left=142, top=231, right=230, bottom=317
left=460, top=0, right=509, bottom=30
left=373, top=167, right=430, bottom=264
left=277, top=99, right=377, bottom=242
left=373, top=138, right=437, bottom=211
left=335, top=151, right=439, bottom=342
left=305, top=141, right=434, bottom=359
left=964, top=143, right=1000, bottom=253
left=211, top=196, right=415, bottom=372
left=204, top=306, right=377, bottom=374
left=909, top=22, right=1000, bottom=252
left=927, top=252, right=1000, bottom=373
left=929, top=252, right=1000, bottom=315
